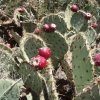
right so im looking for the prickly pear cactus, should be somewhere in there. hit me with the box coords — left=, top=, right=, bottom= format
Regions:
left=71, top=33, right=94, bottom=93
left=0, top=43, right=17, bottom=79
left=75, top=82, right=100, bottom=100
left=0, top=79, right=21, bottom=100
left=40, top=14, right=67, bottom=34
left=19, top=32, right=59, bottom=99
left=42, top=59, right=59, bottom=100
left=40, top=31, right=68, bottom=68
left=85, top=27, right=96, bottom=45
left=20, top=34, right=46, bottom=62
left=64, top=4, right=73, bottom=30
left=71, top=12, right=88, bottom=32
left=18, top=62, right=43, bottom=95
left=23, top=22, right=37, bottom=33
left=13, top=7, right=37, bottom=32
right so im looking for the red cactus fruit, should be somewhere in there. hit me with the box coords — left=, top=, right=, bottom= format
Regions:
left=43, top=24, right=50, bottom=32
left=71, top=4, right=79, bottom=12
left=6, top=43, right=11, bottom=48
left=17, top=7, right=25, bottom=13
left=49, top=23, right=56, bottom=32
left=91, top=22, right=98, bottom=29
left=38, top=47, right=51, bottom=59
left=34, top=28, right=41, bottom=35
left=31, top=55, right=47, bottom=70
left=93, top=53, right=100, bottom=66
left=84, top=13, right=92, bottom=20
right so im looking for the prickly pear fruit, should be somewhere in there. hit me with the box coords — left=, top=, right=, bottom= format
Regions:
left=93, top=53, right=100, bottom=66
left=91, top=22, right=98, bottom=29
left=84, top=13, right=92, bottom=20
left=38, top=47, right=51, bottom=59
left=6, top=43, right=11, bottom=48
left=43, top=24, right=50, bottom=32
left=49, top=23, right=56, bottom=32
left=17, top=7, right=25, bottom=13
left=71, top=4, right=79, bottom=12
left=34, top=28, right=41, bottom=35
left=31, top=55, right=47, bottom=70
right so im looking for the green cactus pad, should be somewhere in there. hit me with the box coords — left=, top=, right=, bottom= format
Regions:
left=85, top=27, right=96, bottom=45
left=80, top=21, right=88, bottom=32
left=40, top=14, right=67, bottom=34
left=71, top=12, right=88, bottom=32
left=95, top=7, right=100, bottom=20
left=13, top=6, right=37, bottom=32
left=75, top=83, right=100, bottom=100
left=23, top=22, right=37, bottom=33
left=71, top=33, right=94, bottom=93
left=65, top=4, right=73, bottom=30
left=41, top=59, right=59, bottom=100
left=40, top=31, right=68, bottom=67
left=0, top=44, right=17, bottom=79
left=20, top=34, right=46, bottom=62
left=18, top=62, right=43, bottom=94
left=0, top=79, right=21, bottom=100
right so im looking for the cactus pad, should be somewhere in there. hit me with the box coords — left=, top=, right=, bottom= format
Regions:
left=75, top=83, right=100, bottom=100
left=71, top=12, right=88, bottom=32
left=0, top=79, right=21, bottom=100
left=85, top=27, right=96, bottom=45
left=23, top=22, right=37, bottom=33
left=71, top=33, right=94, bottom=93
left=40, top=31, right=68, bottom=67
left=18, top=62, right=43, bottom=94
left=65, top=4, right=73, bottom=30
left=42, top=59, right=59, bottom=100
left=0, top=44, right=17, bottom=79
left=40, top=14, right=67, bottom=34
left=20, top=34, right=46, bottom=62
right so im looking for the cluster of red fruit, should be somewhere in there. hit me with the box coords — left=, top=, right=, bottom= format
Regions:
left=42, top=23, right=56, bottom=32
left=71, top=4, right=98, bottom=29
left=34, top=23, right=56, bottom=35
left=31, top=47, right=51, bottom=70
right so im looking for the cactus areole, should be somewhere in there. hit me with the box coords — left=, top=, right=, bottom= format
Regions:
left=38, top=47, right=51, bottom=59
left=93, top=53, right=100, bottom=66
left=31, top=55, right=47, bottom=70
